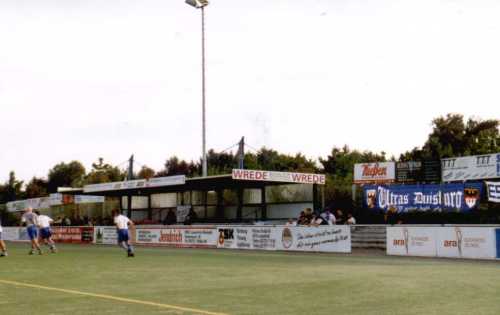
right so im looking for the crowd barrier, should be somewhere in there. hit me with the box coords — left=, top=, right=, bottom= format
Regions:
left=387, top=226, right=500, bottom=260
left=3, top=225, right=352, bottom=254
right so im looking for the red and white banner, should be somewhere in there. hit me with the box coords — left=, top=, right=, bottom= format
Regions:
left=232, top=169, right=326, bottom=185
left=135, top=227, right=218, bottom=248
left=51, top=227, right=95, bottom=244
left=354, top=162, right=396, bottom=184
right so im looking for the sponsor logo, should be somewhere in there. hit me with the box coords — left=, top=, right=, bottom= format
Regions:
left=366, top=189, right=377, bottom=208
left=362, top=164, right=387, bottom=178
left=464, top=188, right=480, bottom=209
left=393, top=229, right=409, bottom=254
left=282, top=228, right=293, bottom=249
left=403, top=228, right=410, bottom=254
left=455, top=227, right=463, bottom=257
left=218, top=228, right=234, bottom=246
left=159, top=230, right=182, bottom=243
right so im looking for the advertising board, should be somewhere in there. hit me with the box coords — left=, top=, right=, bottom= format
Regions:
left=52, top=227, right=94, bottom=244
left=84, top=176, right=186, bottom=193
left=396, top=161, right=423, bottom=183
left=232, top=169, right=326, bottom=185
left=436, top=227, right=496, bottom=259
left=387, top=227, right=437, bottom=257
left=442, top=153, right=500, bottom=182
left=1, top=227, right=21, bottom=241
left=388, top=227, right=498, bottom=260
left=217, top=226, right=351, bottom=253
left=354, top=162, right=395, bottom=184
left=94, top=226, right=118, bottom=245
left=135, top=227, right=218, bottom=248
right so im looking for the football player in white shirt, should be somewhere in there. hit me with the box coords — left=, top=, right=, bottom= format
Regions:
left=112, top=210, right=135, bottom=257
left=0, top=219, right=8, bottom=257
left=21, top=207, right=43, bottom=255
left=35, top=211, right=57, bottom=253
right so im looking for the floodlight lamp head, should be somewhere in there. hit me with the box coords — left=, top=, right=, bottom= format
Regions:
left=185, top=0, right=209, bottom=8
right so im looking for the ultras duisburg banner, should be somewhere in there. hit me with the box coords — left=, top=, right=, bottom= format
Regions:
left=363, top=183, right=483, bottom=212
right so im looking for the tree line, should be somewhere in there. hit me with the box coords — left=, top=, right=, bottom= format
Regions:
left=1, top=114, right=498, bottom=210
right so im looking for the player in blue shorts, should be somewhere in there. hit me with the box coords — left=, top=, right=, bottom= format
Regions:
left=21, top=207, right=43, bottom=255
left=35, top=211, right=57, bottom=253
left=0, top=219, right=8, bottom=257
left=112, top=210, right=135, bottom=257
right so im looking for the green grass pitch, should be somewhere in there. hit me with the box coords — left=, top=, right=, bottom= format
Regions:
left=0, top=243, right=499, bottom=315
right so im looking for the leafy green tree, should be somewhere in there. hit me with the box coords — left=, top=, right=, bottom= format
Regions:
left=0, top=171, right=24, bottom=203
left=401, top=114, right=499, bottom=160
left=85, top=158, right=125, bottom=184
left=207, top=150, right=237, bottom=175
left=47, top=161, right=86, bottom=192
left=25, top=177, right=48, bottom=198
left=157, top=156, right=200, bottom=177
left=137, top=166, right=155, bottom=179
left=320, top=146, right=387, bottom=208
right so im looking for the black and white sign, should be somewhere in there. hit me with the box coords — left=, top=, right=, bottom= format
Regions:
left=486, top=181, right=500, bottom=203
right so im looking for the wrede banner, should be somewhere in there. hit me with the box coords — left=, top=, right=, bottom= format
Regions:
left=364, top=183, right=483, bottom=212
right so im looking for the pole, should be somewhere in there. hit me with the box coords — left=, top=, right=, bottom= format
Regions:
left=128, top=155, right=134, bottom=181
left=201, top=6, right=208, bottom=177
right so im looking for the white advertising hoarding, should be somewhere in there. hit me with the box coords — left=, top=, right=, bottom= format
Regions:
left=354, top=162, right=396, bottom=184
left=387, top=227, right=437, bottom=257
left=442, top=153, right=500, bottom=182
left=135, top=227, right=218, bottom=248
left=94, top=227, right=118, bottom=245
left=1, top=227, right=21, bottom=241
left=84, top=176, right=186, bottom=193
left=75, top=195, right=105, bottom=204
left=387, top=227, right=498, bottom=260
left=232, top=169, right=326, bottom=185
left=217, top=226, right=351, bottom=253
left=436, top=227, right=496, bottom=259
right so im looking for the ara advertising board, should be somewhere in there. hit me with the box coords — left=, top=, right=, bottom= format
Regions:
left=387, top=226, right=498, bottom=260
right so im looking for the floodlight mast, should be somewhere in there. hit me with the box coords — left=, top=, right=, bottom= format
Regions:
left=185, top=0, right=209, bottom=177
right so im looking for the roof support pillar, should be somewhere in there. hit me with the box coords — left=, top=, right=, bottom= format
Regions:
left=261, top=186, right=267, bottom=220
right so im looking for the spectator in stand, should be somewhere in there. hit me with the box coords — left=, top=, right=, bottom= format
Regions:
left=296, top=211, right=307, bottom=225
left=286, top=218, right=297, bottom=226
left=321, top=209, right=336, bottom=225
left=62, top=216, right=71, bottom=226
left=346, top=213, right=356, bottom=225
left=184, top=209, right=198, bottom=225
left=53, top=216, right=63, bottom=226
left=309, top=213, right=324, bottom=227
left=163, top=209, right=177, bottom=225
left=335, top=210, right=345, bottom=225
left=304, top=208, right=313, bottom=224
left=83, top=216, right=90, bottom=226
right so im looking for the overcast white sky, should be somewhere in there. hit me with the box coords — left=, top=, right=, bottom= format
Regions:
left=1, top=0, right=499, bottom=182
